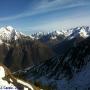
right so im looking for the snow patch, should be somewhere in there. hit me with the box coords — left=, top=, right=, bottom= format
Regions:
left=0, top=66, right=17, bottom=89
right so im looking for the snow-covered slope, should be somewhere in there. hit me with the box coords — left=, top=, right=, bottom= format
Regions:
left=0, top=26, right=89, bottom=43
left=0, top=65, right=17, bottom=89
left=32, top=32, right=45, bottom=39
left=67, top=26, right=90, bottom=39
left=0, top=26, right=16, bottom=42
left=49, top=30, right=64, bottom=40
left=31, top=26, right=90, bottom=40
left=31, top=30, right=64, bottom=40
left=0, top=26, right=34, bottom=43
left=0, top=64, right=38, bottom=90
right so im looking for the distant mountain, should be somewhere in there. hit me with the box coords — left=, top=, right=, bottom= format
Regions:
left=0, top=26, right=89, bottom=46
left=53, top=26, right=90, bottom=54
left=0, top=26, right=89, bottom=71
left=0, top=26, right=54, bottom=71
left=31, top=26, right=90, bottom=49
left=67, top=26, right=89, bottom=39
left=31, top=26, right=90, bottom=40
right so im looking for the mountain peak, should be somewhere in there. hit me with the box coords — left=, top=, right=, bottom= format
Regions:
left=6, top=26, right=14, bottom=31
left=79, top=27, right=89, bottom=38
left=67, top=26, right=90, bottom=39
left=0, top=26, right=16, bottom=42
left=0, top=26, right=15, bottom=32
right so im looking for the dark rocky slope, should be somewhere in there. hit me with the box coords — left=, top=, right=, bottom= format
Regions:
left=0, top=38, right=54, bottom=71
left=15, top=37, right=90, bottom=90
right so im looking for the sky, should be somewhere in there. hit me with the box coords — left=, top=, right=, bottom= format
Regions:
left=0, top=0, right=90, bottom=34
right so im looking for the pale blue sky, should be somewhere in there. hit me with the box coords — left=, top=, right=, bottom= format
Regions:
left=0, top=0, right=90, bottom=34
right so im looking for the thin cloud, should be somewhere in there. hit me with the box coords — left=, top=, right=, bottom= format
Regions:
left=36, top=0, right=73, bottom=9
left=32, top=0, right=90, bottom=10
left=27, top=16, right=90, bottom=32
left=0, top=0, right=89, bottom=21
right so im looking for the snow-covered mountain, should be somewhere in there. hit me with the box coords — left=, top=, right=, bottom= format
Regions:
left=31, top=26, right=90, bottom=40
left=0, top=26, right=54, bottom=72
left=0, top=26, right=35, bottom=44
left=1, top=25, right=90, bottom=90
left=31, top=30, right=65, bottom=40
left=67, top=26, right=90, bottom=39
left=0, top=26, right=89, bottom=43
left=0, top=26, right=20, bottom=42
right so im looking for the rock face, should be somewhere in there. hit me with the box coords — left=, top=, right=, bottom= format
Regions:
left=0, top=26, right=54, bottom=71
left=3, top=40, right=53, bottom=71
left=15, top=35, right=90, bottom=89
left=27, top=37, right=90, bottom=79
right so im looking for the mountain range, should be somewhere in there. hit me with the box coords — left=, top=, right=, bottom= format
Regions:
left=0, top=26, right=54, bottom=71
left=0, top=26, right=90, bottom=90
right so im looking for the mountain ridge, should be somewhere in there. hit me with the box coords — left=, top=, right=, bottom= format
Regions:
left=0, top=26, right=89, bottom=43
